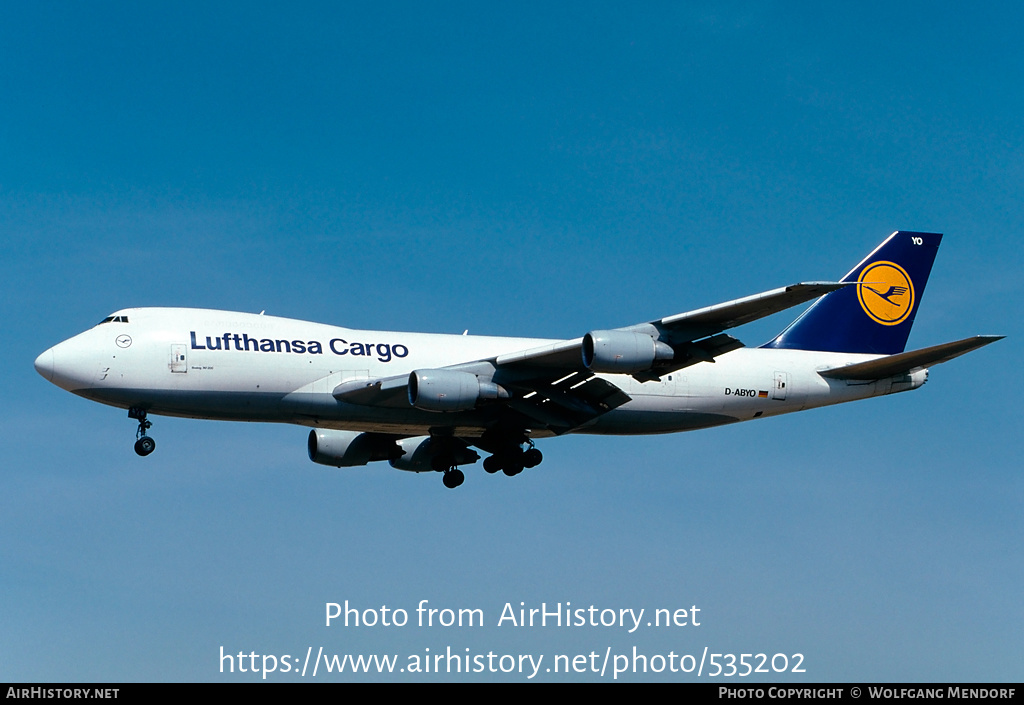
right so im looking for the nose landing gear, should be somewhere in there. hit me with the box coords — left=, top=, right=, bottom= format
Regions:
left=129, top=408, right=155, bottom=456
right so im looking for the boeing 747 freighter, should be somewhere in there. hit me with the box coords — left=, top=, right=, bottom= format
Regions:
left=35, top=232, right=1001, bottom=488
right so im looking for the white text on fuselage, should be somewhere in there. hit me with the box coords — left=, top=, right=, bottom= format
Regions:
left=190, top=332, right=409, bottom=362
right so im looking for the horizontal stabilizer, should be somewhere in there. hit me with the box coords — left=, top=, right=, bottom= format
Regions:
left=818, top=335, right=1003, bottom=380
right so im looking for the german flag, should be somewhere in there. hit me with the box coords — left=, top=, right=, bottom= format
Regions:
left=758, top=390, right=769, bottom=398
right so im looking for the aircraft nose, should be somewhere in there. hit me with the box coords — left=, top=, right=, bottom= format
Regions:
left=34, top=348, right=54, bottom=381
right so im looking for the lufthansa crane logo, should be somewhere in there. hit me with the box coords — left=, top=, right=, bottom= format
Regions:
left=857, top=261, right=915, bottom=326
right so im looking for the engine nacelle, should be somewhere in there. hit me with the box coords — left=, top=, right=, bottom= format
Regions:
left=307, top=429, right=398, bottom=467
left=582, top=330, right=674, bottom=373
left=388, top=436, right=479, bottom=473
left=408, top=369, right=508, bottom=412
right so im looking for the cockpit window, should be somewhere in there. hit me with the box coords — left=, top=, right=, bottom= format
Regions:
left=98, top=315, right=129, bottom=324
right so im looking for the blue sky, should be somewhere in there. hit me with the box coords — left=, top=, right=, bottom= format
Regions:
left=2, top=2, right=1021, bottom=682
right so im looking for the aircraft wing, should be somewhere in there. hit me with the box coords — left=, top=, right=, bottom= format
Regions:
left=818, top=335, right=1004, bottom=380
left=333, top=281, right=849, bottom=434
left=494, top=281, right=850, bottom=372
left=643, top=281, right=852, bottom=340
left=332, top=369, right=632, bottom=434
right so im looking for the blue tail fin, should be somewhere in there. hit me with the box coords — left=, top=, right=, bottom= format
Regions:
left=763, top=231, right=942, bottom=354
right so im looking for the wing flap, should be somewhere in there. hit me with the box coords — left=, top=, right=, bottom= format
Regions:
left=818, top=335, right=1003, bottom=380
left=507, top=374, right=632, bottom=433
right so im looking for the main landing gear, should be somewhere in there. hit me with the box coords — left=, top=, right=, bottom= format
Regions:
left=129, top=407, right=155, bottom=456
left=482, top=441, right=543, bottom=477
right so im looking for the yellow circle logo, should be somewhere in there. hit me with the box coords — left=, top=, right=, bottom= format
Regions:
left=857, top=261, right=915, bottom=326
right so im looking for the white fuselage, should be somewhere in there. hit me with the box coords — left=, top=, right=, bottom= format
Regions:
left=36, top=307, right=925, bottom=438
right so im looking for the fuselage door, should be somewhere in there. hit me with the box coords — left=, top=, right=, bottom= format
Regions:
left=772, top=371, right=788, bottom=400
left=170, top=344, right=187, bottom=373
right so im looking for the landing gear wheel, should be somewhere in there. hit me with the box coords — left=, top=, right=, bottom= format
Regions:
left=483, top=456, right=501, bottom=474
left=523, top=448, right=543, bottom=468
left=442, top=468, right=465, bottom=489
left=134, top=436, right=156, bottom=456
left=502, top=460, right=524, bottom=477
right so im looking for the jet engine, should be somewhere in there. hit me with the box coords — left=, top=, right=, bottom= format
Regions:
left=307, top=429, right=400, bottom=467
left=582, top=330, right=674, bottom=373
left=408, top=369, right=509, bottom=412
left=388, top=435, right=480, bottom=473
